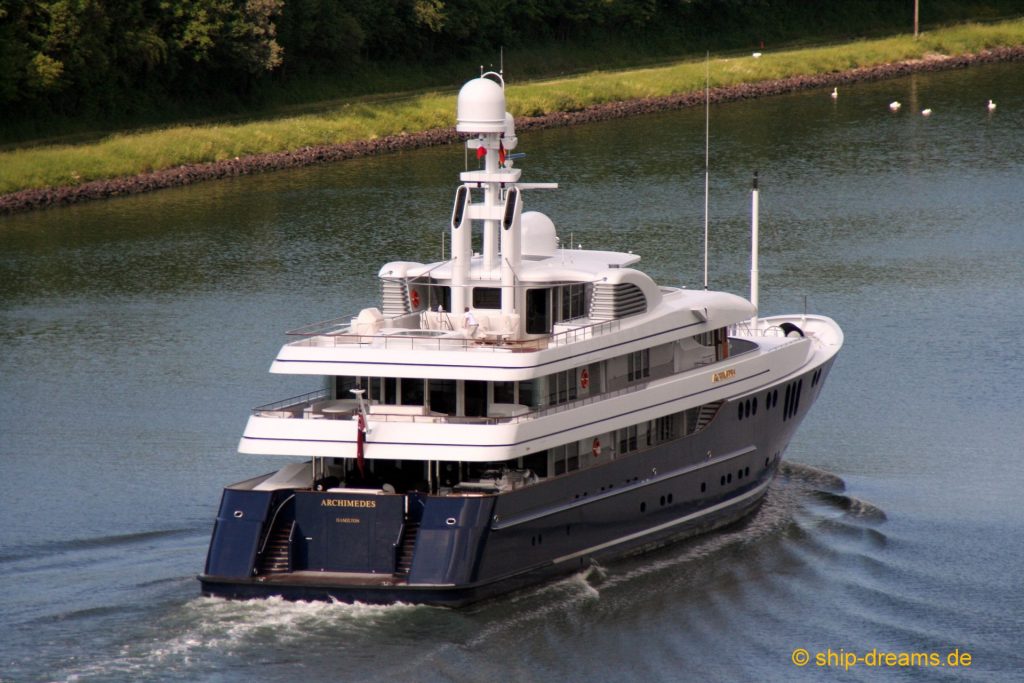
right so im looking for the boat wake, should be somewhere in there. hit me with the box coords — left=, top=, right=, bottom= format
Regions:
left=43, top=596, right=435, bottom=682
left=0, top=527, right=196, bottom=566
left=32, top=462, right=888, bottom=683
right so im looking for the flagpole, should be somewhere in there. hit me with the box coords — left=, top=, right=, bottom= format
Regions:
left=351, top=388, right=368, bottom=477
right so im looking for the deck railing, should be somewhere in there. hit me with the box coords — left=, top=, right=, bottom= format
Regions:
left=253, top=388, right=329, bottom=415
left=281, top=311, right=621, bottom=352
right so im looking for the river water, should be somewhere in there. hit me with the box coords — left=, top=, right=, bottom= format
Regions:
left=2, top=62, right=1022, bottom=681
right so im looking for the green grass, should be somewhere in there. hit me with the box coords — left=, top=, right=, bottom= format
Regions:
left=2, top=19, right=1023, bottom=196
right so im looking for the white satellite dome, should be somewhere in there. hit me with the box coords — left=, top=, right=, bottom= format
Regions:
left=521, top=211, right=558, bottom=256
left=456, top=76, right=507, bottom=133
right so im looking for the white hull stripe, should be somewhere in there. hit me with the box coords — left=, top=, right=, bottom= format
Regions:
left=551, top=478, right=771, bottom=565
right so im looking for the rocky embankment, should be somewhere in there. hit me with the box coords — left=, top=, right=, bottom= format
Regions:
left=3, top=46, right=1022, bottom=215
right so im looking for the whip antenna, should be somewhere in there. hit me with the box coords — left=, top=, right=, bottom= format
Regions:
left=703, top=51, right=710, bottom=290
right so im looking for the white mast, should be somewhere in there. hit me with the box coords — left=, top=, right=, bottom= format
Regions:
left=455, top=73, right=522, bottom=326
left=750, top=171, right=760, bottom=330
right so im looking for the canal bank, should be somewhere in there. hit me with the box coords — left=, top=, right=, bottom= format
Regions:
left=2, top=43, right=1023, bottom=215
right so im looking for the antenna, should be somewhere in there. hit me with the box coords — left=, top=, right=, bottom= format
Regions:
left=750, top=171, right=760, bottom=331
left=703, top=51, right=710, bottom=290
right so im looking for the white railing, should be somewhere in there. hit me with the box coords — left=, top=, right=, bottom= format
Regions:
left=283, top=313, right=621, bottom=352
left=253, top=388, right=329, bottom=415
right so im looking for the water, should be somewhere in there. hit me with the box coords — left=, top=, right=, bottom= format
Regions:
left=2, top=62, right=1023, bottom=681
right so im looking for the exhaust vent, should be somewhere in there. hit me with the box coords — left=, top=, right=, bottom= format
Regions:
left=590, top=282, right=647, bottom=321
left=381, top=280, right=410, bottom=317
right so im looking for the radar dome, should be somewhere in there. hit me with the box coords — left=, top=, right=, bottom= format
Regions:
left=522, top=212, right=559, bottom=256
left=457, top=77, right=506, bottom=133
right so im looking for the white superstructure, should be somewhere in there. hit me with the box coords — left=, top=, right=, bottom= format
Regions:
left=236, top=73, right=841, bottom=487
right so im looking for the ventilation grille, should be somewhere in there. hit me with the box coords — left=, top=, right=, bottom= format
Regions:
left=381, top=280, right=410, bottom=317
left=589, top=282, right=647, bottom=321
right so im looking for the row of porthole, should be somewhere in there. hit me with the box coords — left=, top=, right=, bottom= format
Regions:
left=635, top=453, right=785, bottom=516
left=811, top=368, right=823, bottom=387
left=581, top=455, right=778, bottom=517
left=575, top=475, right=638, bottom=501
left=742, top=386, right=792, bottom=420
left=737, top=397, right=758, bottom=420
left=573, top=483, right=618, bottom=505
left=640, top=491, right=676, bottom=514
left=720, top=466, right=752, bottom=487
left=571, top=471, right=672, bottom=506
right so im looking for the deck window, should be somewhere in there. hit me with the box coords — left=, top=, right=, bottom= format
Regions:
left=550, top=441, right=580, bottom=477
left=401, top=378, right=425, bottom=406
left=618, top=425, right=638, bottom=454
left=522, top=451, right=548, bottom=478
left=627, top=349, right=650, bottom=382
left=546, top=369, right=579, bottom=407
left=526, top=288, right=550, bottom=334
left=558, top=283, right=587, bottom=322
left=472, top=287, right=501, bottom=309
left=334, top=376, right=359, bottom=399
left=519, top=379, right=537, bottom=408
left=429, top=379, right=456, bottom=414
left=428, top=282, right=451, bottom=313
left=493, top=381, right=515, bottom=404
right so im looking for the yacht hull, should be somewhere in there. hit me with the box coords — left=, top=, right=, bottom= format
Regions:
left=199, top=359, right=832, bottom=606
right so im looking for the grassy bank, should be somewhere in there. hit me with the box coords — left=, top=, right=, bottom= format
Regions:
left=2, top=18, right=1023, bottom=197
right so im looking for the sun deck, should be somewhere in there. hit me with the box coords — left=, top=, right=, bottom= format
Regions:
left=283, top=310, right=622, bottom=352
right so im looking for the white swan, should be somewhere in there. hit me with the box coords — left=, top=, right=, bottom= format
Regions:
left=889, top=101, right=901, bottom=111
left=921, top=108, right=932, bottom=117
left=831, top=87, right=838, bottom=99
left=987, top=99, right=997, bottom=111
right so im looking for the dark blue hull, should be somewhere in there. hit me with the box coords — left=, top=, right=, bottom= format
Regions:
left=199, top=362, right=831, bottom=606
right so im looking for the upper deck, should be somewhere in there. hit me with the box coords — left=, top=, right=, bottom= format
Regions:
left=269, top=283, right=757, bottom=380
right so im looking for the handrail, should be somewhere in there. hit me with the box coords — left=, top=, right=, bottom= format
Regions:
left=283, top=314, right=622, bottom=351
left=392, top=523, right=406, bottom=571
left=254, top=388, right=329, bottom=413
left=257, top=493, right=295, bottom=557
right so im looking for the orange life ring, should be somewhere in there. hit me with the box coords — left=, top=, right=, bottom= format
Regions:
left=580, top=368, right=590, bottom=390
left=410, top=290, right=421, bottom=309
left=592, top=438, right=601, bottom=457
